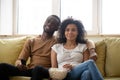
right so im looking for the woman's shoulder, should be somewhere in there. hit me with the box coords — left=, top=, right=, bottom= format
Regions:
left=77, top=43, right=87, bottom=48
left=52, top=43, right=63, bottom=52
left=53, top=43, right=63, bottom=47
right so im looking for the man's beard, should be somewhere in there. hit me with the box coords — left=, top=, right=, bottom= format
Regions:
left=44, top=29, right=54, bottom=35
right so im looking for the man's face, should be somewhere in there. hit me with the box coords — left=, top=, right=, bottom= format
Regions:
left=43, top=16, right=59, bottom=33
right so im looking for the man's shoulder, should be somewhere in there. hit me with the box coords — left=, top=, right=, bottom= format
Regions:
left=28, top=35, right=57, bottom=44
left=30, top=35, right=41, bottom=40
left=25, top=35, right=40, bottom=44
left=52, top=36, right=57, bottom=40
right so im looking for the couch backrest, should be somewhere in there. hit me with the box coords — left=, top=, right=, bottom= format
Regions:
left=0, top=36, right=28, bottom=65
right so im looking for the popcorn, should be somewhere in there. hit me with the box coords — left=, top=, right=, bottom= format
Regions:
left=49, top=68, right=68, bottom=80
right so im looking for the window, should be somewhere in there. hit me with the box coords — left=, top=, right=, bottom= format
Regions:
left=102, top=0, right=120, bottom=34
left=0, top=0, right=120, bottom=35
left=61, top=0, right=93, bottom=32
left=18, top=0, right=52, bottom=35
left=0, top=0, right=13, bottom=35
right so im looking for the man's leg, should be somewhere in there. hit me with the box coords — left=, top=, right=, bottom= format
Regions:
left=31, top=66, right=49, bottom=80
left=0, top=63, right=20, bottom=80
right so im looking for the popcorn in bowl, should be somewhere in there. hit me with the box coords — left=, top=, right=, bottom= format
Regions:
left=49, top=68, right=68, bottom=80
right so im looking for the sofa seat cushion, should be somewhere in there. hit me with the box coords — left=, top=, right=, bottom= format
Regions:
left=0, top=37, right=27, bottom=65
left=104, top=77, right=120, bottom=80
left=95, top=40, right=106, bottom=77
left=10, top=76, right=48, bottom=80
left=10, top=76, right=30, bottom=80
left=104, top=38, right=120, bottom=77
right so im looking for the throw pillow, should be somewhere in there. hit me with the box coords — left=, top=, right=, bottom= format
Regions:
left=95, top=40, right=106, bottom=77
left=0, top=37, right=27, bottom=65
left=104, top=38, right=120, bottom=77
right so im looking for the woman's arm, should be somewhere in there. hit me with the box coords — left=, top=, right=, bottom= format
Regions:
left=51, top=49, right=58, bottom=68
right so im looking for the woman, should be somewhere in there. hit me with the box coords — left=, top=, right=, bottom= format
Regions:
left=51, top=18, right=103, bottom=80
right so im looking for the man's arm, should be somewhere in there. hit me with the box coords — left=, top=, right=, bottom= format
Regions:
left=15, top=39, right=32, bottom=70
left=87, top=39, right=97, bottom=61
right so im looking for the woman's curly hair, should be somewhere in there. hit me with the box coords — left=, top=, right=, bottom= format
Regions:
left=57, top=18, right=87, bottom=44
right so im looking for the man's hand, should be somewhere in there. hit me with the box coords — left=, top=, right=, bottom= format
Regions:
left=15, top=59, right=27, bottom=71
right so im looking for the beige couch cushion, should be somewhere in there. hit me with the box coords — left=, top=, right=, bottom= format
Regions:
left=95, top=40, right=106, bottom=77
left=104, top=77, right=120, bottom=80
left=10, top=76, right=48, bottom=80
left=0, top=37, right=27, bottom=65
left=10, top=76, right=30, bottom=80
left=105, top=38, right=120, bottom=77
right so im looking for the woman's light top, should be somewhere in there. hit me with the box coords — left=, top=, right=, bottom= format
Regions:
left=51, top=43, right=87, bottom=69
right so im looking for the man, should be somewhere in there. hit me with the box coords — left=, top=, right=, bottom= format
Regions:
left=0, top=15, right=61, bottom=80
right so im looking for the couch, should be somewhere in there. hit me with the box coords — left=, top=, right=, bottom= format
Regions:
left=95, top=37, right=120, bottom=80
left=0, top=36, right=120, bottom=80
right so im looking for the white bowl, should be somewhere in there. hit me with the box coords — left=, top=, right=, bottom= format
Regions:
left=49, top=68, right=68, bottom=80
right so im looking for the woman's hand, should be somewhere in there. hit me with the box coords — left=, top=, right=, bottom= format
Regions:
left=63, top=64, right=73, bottom=70
left=15, top=59, right=27, bottom=71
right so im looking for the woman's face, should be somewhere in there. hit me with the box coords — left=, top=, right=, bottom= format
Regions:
left=65, top=24, right=78, bottom=41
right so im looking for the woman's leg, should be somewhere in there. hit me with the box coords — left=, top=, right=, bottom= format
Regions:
left=69, top=59, right=103, bottom=80
left=0, top=63, right=20, bottom=80
left=81, top=70, right=91, bottom=80
left=31, top=66, right=49, bottom=80
left=84, top=59, right=103, bottom=80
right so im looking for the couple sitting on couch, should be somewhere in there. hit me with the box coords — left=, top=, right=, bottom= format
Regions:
left=0, top=15, right=103, bottom=80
